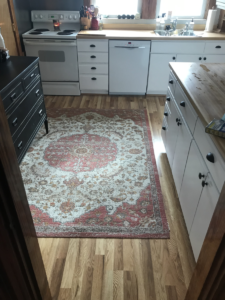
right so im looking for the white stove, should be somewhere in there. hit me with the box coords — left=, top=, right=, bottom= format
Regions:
left=22, top=11, right=81, bottom=95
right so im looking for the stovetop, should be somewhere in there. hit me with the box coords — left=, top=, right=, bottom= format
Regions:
left=23, top=29, right=79, bottom=39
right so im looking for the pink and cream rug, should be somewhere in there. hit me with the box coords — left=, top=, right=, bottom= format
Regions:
left=20, top=108, right=169, bottom=238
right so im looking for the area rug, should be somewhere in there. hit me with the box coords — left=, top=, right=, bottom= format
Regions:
left=20, top=108, right=170, bottom=238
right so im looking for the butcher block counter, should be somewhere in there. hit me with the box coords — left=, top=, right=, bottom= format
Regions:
left=77, top=30, right=225, bottom=40
left=169, top=62, right=225, bottom=161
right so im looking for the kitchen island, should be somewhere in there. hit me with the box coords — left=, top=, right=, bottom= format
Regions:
left=162, top=62, right=225, bottom=260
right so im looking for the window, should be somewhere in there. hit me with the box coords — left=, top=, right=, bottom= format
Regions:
left=158, top=0, right=207, bottom=18
left=95, top=0, right=139, bottom=16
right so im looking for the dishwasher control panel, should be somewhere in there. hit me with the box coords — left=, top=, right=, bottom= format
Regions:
left=109, top=40, right=151, bottom=48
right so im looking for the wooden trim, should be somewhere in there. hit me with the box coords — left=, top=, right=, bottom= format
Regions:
left=185, top=183, right=225, bottom=300
left=141, top=0, right=157, bottom=19
left=0, top=94, right=51, bottom=299
left=7, top=0, right=23, bottom=56
left=204, top=0, right=216, bottom=19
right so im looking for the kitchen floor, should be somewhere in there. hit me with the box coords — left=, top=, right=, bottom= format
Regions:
left=38, top=95, right=196, bottom=300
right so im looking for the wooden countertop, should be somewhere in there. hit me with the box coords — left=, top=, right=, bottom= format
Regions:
left=169, top=62, right=225, bottom=161
left=77, top=30, right=225, bottom=40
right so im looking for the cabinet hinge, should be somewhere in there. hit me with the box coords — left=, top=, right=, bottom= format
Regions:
left=12, top=23, right=16, bottom=32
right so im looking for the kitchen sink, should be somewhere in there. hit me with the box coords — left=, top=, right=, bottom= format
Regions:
left=154, top=30, right=199, bottom=37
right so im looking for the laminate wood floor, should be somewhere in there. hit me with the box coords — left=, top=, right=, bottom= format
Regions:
left=38, top=95, right=196, bottom=300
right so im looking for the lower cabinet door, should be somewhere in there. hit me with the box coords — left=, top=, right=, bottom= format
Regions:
left=179, top=140, right=208, bottom=233
left=189, top=173, right=219, bottom=261
left=172, top=113, right=192, bottom=196
left=176, top=54, right=202, bottom=63
left=203, top=54, right=225, bottom=63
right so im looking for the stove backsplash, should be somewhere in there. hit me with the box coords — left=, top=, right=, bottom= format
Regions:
left=29, top=0, right=83, bottom=11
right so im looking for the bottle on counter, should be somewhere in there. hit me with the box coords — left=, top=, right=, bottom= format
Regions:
left=0, top=27, right=6, bottom=49
left=156, top=16, right=161, bottom=30
left=160, top=14, right=166, bottom=30
left=189, top=18, right=195, bottom=31
left=99, top=16, right=103, bottom=30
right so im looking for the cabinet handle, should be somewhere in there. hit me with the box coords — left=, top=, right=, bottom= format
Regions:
left=18, top=141, right=23, bottom=150
left=176, top=118, right=180, bottom=122
left=91, top=55, right=96, bottom=58
left=12, top=117, right=18, bottom=126
left=180, top=101, right=185, bottom=107
left=30, top=73, right=35, bottom=78
left=92, top=77, right=97, bottom=80
left=90, top=44, right=96, bottom=47
left=203, top=57, right=207, bottom=61
left=199, top=173, right=205, bottom=179
left=206, top=153, right=214, bottom=163
left=162, top=126, right=166, bottom=130
left=172, top=57, right=176, bottom=60
left=166, top=97, right=170, bottom=101
left=199, top=57, right=202, bottom=60
left=35, top=89, right=40, bottom=97
left=215, top=45, right=221, bottom=48
left=177, top=122, right=182, bottom=126
left=39, top=109, right=43, bottom=116
left=169, top=80, right=173, bottom=84
left=164, top=112, right=168, bottom=116
left=91, top=67, right=96, bottom=70
left=202, top=180, right=208, bottom=187
left=10, top=93, right=17, bottom=102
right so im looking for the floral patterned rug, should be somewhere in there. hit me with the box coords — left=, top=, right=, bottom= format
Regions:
left=20, top=108, right=169, bottom=238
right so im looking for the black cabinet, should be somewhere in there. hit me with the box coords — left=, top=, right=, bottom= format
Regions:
left=0, top=56, right=48, bottom=164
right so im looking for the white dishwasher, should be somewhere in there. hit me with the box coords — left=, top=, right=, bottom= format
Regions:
left=109, top=40, right=151, bottom=95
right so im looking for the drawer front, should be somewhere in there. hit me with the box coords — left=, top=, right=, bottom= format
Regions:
left=78, top=40, right=108, bottom=52
left=204, top=42, right=225, bottom=54
left=78, top=53, right=108, bottom=64
left=14, top=100, right=46, bottom=160
left=8, top=80, right=43, bottom=139
left=194, top=118, right=225, bottom=192
left=79, top=64, right=108, bottom=74
left=22, top=65, right=40, bottom=90
left=2, top=82, right=24, bottom=111
left=168, top=71, right=176, bottom=96
left=80, top=74, right=108, bottom=91
left=174, top=82, right=198, bottom=134
left=151, top=41, right=205, bottom=54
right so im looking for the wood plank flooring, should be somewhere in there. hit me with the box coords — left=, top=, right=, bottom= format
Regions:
left=38, top=95, right=196, bottom=300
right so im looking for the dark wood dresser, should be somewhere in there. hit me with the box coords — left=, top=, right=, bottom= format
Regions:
left=0, top=56, right=48, bottom=164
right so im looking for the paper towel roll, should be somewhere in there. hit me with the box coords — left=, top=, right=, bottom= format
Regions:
left=205, top=9, right=217, bottom=32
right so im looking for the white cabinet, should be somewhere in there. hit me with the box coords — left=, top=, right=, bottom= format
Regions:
left=190, top=173, right=219, bottom=261
left=179, top=140, right=208, bottom=233
left=147, top=54, right=176, bottom=94
left=172, top=110, right=193, bottom=196
left=202, top=54, right=225, bottom=63
left=176, top=54, right=203, bottom=63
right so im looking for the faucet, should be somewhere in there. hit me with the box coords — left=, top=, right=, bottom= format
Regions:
left=171, top=19, right=178, bottom=31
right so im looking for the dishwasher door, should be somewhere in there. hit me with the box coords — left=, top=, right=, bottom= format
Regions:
left=109, top=40, right=151, bottom=95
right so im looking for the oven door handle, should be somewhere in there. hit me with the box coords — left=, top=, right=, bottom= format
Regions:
left=23, top=40, right=77, bottom=47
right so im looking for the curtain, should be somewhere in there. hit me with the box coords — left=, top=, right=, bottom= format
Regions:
left=141, top=0, right=157, bottom=19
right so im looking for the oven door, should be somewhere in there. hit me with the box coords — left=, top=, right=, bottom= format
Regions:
left=23, top=39, right=79, bottom=82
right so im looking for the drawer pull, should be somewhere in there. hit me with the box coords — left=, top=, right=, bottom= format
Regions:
left=172, top=57, right=176, bottom=60
left=215, top=46, right=221, bottom=49
left=12, top=118, right=18, bottom=126
left=199, top=57, right=202, bottom=60
left=198, top=173, right=205, bottom=179
left=91, top=67, right=96, bottom=70
left=91, top=77, right=97, bottom=80
left=18, top=141, right=23, bottom=150
left=30, top=73, right=35, bottom=78
left=180, top=101, right=185, bottom=107
left=169, top=80, right=173, bottom=84
left=90, top=45, right=96, bottom=47
left=177, top=122, right=182, bottom=126
left=91, top=55, right=96, bottom=58
left=176, top=118, right=180, bottom=122
left=203, top=57, right=207, bottom=61
left=35, top=89, right=40, bottom=97
left=202, top=180, right=208, bottom=187
left=10, top=93, right=17, bottom=102
left=166, top=97, right=170, bottom=101
left=162, top=126, right=166, bottom=131
left=39, top=109, right=43, bottom=116
left=164, top=112, right=168, bottom=116
left=206, top=153, right=214, bottom=163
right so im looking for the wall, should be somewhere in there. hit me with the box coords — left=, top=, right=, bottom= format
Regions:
left=29, top=0, right=83, bottom=11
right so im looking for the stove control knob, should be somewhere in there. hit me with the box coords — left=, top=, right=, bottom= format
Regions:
left=60, top=14, right=63, bottom=19
left=39, top=14, right=43, bottom=19
left=34, top=14, right=38, bottom=19
left=73, top=15, right=77, bottom=19
left=69, top=15, right=72, bottom=20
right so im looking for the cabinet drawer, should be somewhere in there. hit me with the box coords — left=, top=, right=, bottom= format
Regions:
left=174, top=82, right=198, bottom=134
left=80, top=74, right=108, bottom=91
left=78, top=53, right=108, bottom=64
left=22, top=65, right=40, bottom=90
left=8, top=80, right=43, bottom=139
left=2, top=82, right=24, bottom=111
left=204, top=42, right=225, bottom=54
left=14, top=100, right=46, bottom=160
left=194, top=118, right=225, bottom=192
left=168, top=71, right=176, bottom=96
left=77, top=39, right=108, bottom=52
left=151, top=41, right=205, bottom=54
left=79, top=63, right=108, bottom=74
